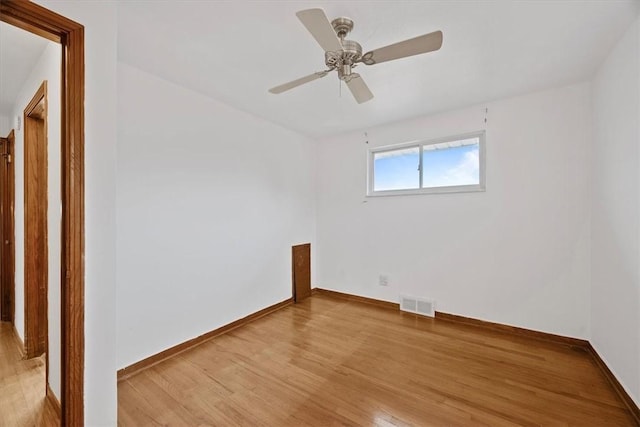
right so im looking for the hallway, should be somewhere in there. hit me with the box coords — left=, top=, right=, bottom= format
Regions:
left=0, top=322, right=58, bottom=426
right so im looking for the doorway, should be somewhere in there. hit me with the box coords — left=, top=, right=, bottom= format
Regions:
left=292, top=243, right=311, bottom=303
left=0, top=1, right=85, bottom=424
left=0, top=130, right=15, bottom=323
left=23, top=81, right=49, bottom=359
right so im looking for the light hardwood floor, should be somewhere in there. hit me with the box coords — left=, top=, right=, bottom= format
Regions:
left=0, top=322, right=59, bottom=426
left=118, top=294, right=637, bottom=426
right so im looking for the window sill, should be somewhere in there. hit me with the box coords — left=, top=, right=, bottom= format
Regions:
left=366, top=184, right=485, bottom=197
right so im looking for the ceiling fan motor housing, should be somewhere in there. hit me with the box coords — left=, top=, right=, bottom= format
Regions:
left=324, top=17, right=363, bottom=80
left=325, top=39, right=362, bottom=79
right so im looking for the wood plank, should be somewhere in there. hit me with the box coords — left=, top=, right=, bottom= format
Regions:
left=313, top=287, right=400, bottom=310
left=0, top=322, right=60, bottom=426
left=118, top=293, right=638, bottom=425
left=435, top=310, right=589, bottom=349
left=117, top=298, right=293, bottom=381
left=587, top=342, right=640, bottom=425
left=46, top=385, right=61, bottom=421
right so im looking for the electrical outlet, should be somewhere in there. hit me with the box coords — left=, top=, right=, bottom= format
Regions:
left=379, top=275, right=389, bottom=286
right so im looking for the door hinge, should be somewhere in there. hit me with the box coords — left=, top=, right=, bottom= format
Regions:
left=66, top=270, right=71, bottom=279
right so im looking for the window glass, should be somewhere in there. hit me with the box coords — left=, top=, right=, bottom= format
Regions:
left=422, top=138, right=480, bottom=188
left=373, top=146, right=420, bottom=192
left=368, top=132, right=484, bottom=196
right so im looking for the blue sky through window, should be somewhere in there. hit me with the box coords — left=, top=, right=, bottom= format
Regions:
left=423, top=143, right=479, bottom=188
left=373, top=147, right=420, bottom=191
left=373, top=140, right=479, bottom=191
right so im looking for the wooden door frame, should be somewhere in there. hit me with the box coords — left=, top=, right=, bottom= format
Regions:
left=23, top=81, right=49, bottom=360
left=0, top=1, right=85, bottom=425
left=0, top=131, right=15, bottom=323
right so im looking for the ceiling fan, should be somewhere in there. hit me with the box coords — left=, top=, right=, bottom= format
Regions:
left=268, top=8, right=443, bottom=104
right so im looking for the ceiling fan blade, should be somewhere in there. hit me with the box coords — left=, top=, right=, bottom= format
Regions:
left=296, top=8, right=344, bottom=53
left=269, top=71, right=330, bottom=94
left=361, top=30, right=443, bottom=65
left=345, top=73, right=374, bottom=104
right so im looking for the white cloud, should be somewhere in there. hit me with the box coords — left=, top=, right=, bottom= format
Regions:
left=424, top=148, right=479, bottom=187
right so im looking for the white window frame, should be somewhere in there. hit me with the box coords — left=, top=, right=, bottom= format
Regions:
left=366, top=130, right=486, bottom=197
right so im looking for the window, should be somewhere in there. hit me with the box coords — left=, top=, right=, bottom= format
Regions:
left=367, top=131, right=485, bottom=196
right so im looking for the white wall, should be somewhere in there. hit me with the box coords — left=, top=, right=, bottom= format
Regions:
left=116, top=63, right=316, bottom=369
left=0, top=115, right=10, bottom=136
left=316, top=83, right=592, bottom=340
left=591, top=16, right=640, bottom=406
left=8, top=41, right=62, bottom=399
left=34, top=1, right=119, bottom=425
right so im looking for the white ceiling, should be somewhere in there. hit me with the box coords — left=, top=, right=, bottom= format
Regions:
left=118, top=1, right=639, bottom=138
left=0, top=22, right=50, bottom=116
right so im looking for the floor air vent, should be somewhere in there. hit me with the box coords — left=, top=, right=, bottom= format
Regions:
left=400, top=295, right=435, bottom=317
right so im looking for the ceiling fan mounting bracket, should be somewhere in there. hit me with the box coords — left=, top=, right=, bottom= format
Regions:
left=331, top=17, right=354, bottom=39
